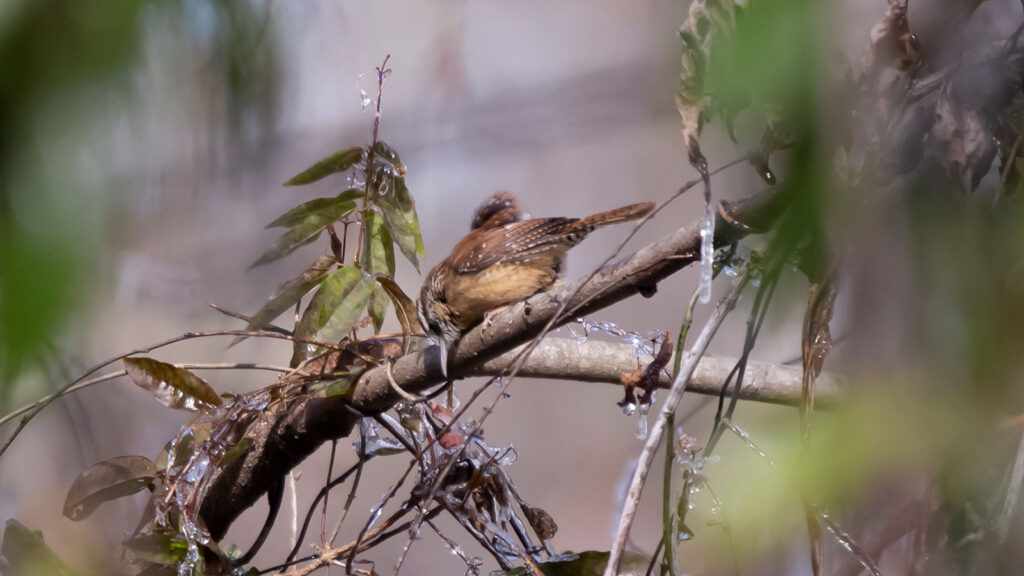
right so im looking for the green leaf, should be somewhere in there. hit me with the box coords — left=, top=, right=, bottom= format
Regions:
left=372, top=141, right=406, bottom=175
left=290, top=267, right=373, bottom=366
left=361, top=210, right=395, bottom=333
left=220, top=437, right=254, bottom=467
left=374, top=276, right=421, bottom=337
left=283, top=147, right=364, bottom=186
left=377, top=177, right=424, bottom=271
left=123, top=357, right=223, bottom=411
left=62, top=455, right=157, bottom=521
left=251, top=190, right=361, bottom=268
left=234, top=255, right=336, bottom=345
left=367, top=282, right=389, bottom=335
left=266, top=190, right=362, bottom=229
left=320, top=376, right=353, bottom=398
left=1, top=520, right=83, bottom=576
left=493, top=551, right=652, bottom=576
left=360, top=209, right=395, bottom=276
left=124, top=531, right=189, bottom=566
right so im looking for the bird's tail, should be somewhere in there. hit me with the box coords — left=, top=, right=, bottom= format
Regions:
left=578, top=202, right=655, bottom=228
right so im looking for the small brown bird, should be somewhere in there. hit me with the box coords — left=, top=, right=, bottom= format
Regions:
left=418, top=191, right=654, bottom=363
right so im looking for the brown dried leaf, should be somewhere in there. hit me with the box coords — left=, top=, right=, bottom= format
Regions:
left=927, top=86, right=998, bottom=191
left=676, top=0, right=738, bottom=170
left=861, top=3, right=918, bottom=85
left=801, top=275, right=838, bottom=429
left=374, top=276, right=421, bottom=339
left=63, top=455, right=156, bottom=521
left=523, top=505, right=558, bottom=540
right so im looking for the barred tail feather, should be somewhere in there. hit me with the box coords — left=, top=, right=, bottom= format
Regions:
left=578, top=202, right=655, bottom=228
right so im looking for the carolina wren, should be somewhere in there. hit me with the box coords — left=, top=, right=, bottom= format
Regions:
left=418, top=192, right=655, bottom=357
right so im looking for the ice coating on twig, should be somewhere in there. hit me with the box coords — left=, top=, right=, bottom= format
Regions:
left=699, top=199, right=715, bottom=303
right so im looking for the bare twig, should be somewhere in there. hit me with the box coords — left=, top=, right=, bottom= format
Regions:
left=604, top=272, right=750, bottom=576
left=0, top=352, right=297, bottom=432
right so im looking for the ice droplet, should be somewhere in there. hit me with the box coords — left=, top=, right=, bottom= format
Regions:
left=621, top=402, right=636, bottom=416
left=699, top=200, right=715, bottom=303
left=567, top=324, right=587, bottom=344
left=635, top=403, right=650, bottom=441
left=357, top=74, right=372, bottom=110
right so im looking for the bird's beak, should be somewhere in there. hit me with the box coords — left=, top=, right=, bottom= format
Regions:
left=437, top=337, right=448, bottom=379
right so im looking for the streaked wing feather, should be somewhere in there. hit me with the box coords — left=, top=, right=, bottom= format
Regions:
left=454, top=218, right=578, bottom=273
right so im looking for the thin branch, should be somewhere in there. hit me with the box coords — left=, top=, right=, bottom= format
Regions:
left=467, top=338, right=843, bottom=409
left=0, top=358, right=294, bottom=428
left=603, top=271, right=750, bottom=576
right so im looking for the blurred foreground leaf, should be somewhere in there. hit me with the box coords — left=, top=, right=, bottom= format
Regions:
left=123, top=357, right=223, bottom=411
left=1, top=520, right=84, bottom=576
left=493, top=551, right=651, bottom=576
left=63, top=455, right=156, bottom=521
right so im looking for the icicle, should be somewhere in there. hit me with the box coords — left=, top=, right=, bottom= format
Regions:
left=635, top=403, right=650, bottom=441
left=699, top=199, right=715, bottom=303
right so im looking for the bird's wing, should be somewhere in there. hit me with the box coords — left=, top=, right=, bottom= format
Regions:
left=453, top=218, right=580, bottom=274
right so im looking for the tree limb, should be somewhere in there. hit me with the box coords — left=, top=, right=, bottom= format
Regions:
left=200, top=186, right=789, bottom=540
left=467, top=338, right=843, bottom=409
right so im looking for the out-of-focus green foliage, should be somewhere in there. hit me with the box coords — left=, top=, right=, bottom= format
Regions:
left=494, top=551, right=653, bottom=576
left=1, top=519, right=85, bottom=576
left=0, top=0, right=281, bottom=393
left=0, top=0, right=148, bottom=389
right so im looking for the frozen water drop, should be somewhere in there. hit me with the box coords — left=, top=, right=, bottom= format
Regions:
left=635, top=403, right=650, bottom=441
left=621, top=403, right=636, bottom=417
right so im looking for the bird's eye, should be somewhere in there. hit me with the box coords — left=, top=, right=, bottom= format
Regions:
left=437, top=293, right=447, bottom=304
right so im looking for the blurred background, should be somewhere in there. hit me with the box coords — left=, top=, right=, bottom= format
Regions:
left=3, top=1, right=1024, bottom=575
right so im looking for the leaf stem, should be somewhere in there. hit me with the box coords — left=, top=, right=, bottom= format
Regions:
left=354, top=54, right=392, bottom=267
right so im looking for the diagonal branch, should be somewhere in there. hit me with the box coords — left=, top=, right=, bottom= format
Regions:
left=200, top=185, right=790, bottom=540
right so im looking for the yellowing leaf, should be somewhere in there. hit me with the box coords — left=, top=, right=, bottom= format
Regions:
left=123, top=357, right=223, bottom=410
left=375, top=276, right=421, bottom=338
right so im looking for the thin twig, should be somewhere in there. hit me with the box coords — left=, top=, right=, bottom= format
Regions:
left=603, top=271, right=750, bottom=576
left=0, top=354, right=296, bottom=430
left=385, top=361, right=426, bottom=403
